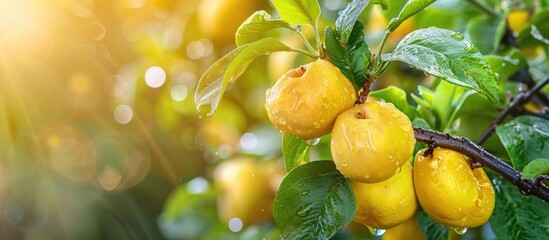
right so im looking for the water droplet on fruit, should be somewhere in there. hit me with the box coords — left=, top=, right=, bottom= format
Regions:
left=305, top=138, right=320, bottom=147
left=395, top=166, right=402, bottom=174
left=371, top=228, right=386, bottom=236
left=452, top=227, right=468, bottom=235
left=451, top=33, right=464, bottom=40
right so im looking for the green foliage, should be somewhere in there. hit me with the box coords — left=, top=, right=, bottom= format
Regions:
left=271, top=0, right=321, bottom=26
left=518, top=8, right=549, bottom=47
left=325, top=22, right=371, bottom=89
left=236, top=11, right=297, bottom=46
left=496, top=116, right=549, bottom=171
left=369, top=86, right=415, bottom=118
left=489, top=176, right=549, bottom=239
left=387, top=0, right=436, bottom=31
left=335, top=0, right=370, bottom=44
left=281, top=134, right=308, bottom=172
left=465, top=15, right=506, bottom=55
left=522, top=158, right=549, bottom=179
left=383, top=27, right=499, bottom=103
left=417, top=210, right=449, bottom=240
left=273, top=161, right=355, bottom=240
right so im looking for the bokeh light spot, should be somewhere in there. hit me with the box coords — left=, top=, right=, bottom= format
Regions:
left=145, top=66, right=166, bottom=88
left=170, top=84, right=188, bottom=102
left=186, top=177, right=209, bottom=194
left=113, top=104, right=133, bottom=124
left=240, top=133, right=257, bottom=151
left=228, top=218, right=243, bottom=232
left=97, top=165, right=122, bottom=191
left=186, top=41, right=205, bottom=60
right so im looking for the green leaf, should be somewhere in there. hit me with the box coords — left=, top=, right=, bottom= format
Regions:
left=489, top=176, right=549, bottom=239
left=325, top=22, right=371, bottom=90
left=371, top=0, right=388, bottom=9
left=271, top=0, right=321, bottom=26
left=496, top=116, right=549, bottom=171
left=335, top=0, right=371, bottom=44
left=518, top=8, right=549, bottom=47
left=195, top=38, right=293, bottom=117
left=369, top=86, right=411, bottom=117
left=236, top=11, right=297, bottom=47
left=387, top=0, right=436, bottom=31
left=465, top=15, right=506, bottom=55
left=417, top=210, right=449, bottom=240
left=274, top=161, right=355, bottom=240
left=281, top=134, right=308, bottom=172
left=382, top=27, right=499, bottom=103
left=522, top=158, right=549, bottom=179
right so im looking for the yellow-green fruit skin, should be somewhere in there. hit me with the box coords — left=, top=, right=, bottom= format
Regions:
left=331, top=101, right=415, bottom=183
left=413, top=147, right=495, bottom=228
left=351, top=162, right=417, bottom=229
left=214, top=158, right=272, bottom=226
left=265, top=59, right=356, bottom=140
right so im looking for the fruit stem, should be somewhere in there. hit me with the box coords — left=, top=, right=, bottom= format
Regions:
left=372, top=30, right=390, bottom=75
left=297, top=30, right=318, bottom=55
left=356, top=77, right=374, bottom=105
left=413, top=127, right=549, bottom=203
left=290, top=47, right=320, bottom=59
left=313, top=24, right=325, bottom=59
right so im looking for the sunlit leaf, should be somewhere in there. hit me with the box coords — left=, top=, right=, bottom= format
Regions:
left=236, top=10, right=296, bottom=46
left=489, top=176, right=549, bottom=239
left=271, top=0, right=321, bottom=26
left=382, top=27, right=499, bottom=103
left=195, top=38, right=293, bottom=117
left=371, top=0, right=388, bottom=10
left=335, top=0, right=370, bottom=44
left=387, top=0, right=436, bottom=31
left=522, top=158, right=549, bottom=179
left=496, top=116, right=549, bottom=171
left=325, top=22, right=371, bottom=89
left=274, top=161, right=355, bottom=240
left=282, top=134, right=308, bottom=172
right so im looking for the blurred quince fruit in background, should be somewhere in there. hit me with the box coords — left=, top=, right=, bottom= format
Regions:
left=198, top=0, right=259, bottom=43
left=265, top=59, right=356, bottom=140
left=382, top=214, right=425, bottom=240
left=414, top=147, right=495, bottom=228
left=214, top=157, right=283, bottom=227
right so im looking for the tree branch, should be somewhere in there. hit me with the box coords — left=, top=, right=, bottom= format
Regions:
left=476, top=76, right=549, bottom=145
left=414, top=127, right=549, bottom=203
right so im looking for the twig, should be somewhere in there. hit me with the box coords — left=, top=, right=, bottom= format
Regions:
left=476, top=76, right=549, bottom=145
left=510, top=69, right=549, bottom=107
left=414, top=127, right=549, bottom=203
left=355, top=77, right=374, bottom=105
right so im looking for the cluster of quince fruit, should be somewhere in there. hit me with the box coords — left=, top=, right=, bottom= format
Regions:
left=265, top=59, right=496, bottom=235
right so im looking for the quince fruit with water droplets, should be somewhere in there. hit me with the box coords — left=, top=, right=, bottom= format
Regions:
left=413, top=147, right=495, bottom=228
left=265, top=59, right=356, bottom=140
left=351, top=162, right=417, bottom=229
left=214, top=158, right=274, bottom=226
left=331, top=100, right=415, bottom=183
left=382, top=214, right=425, bottom=240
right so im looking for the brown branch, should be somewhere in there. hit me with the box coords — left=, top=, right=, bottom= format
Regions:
left=414, top=127, right=549, bottom=203
left=355, top=77, right=374, bottom=105
left=476, top=76, right=549, bottom=145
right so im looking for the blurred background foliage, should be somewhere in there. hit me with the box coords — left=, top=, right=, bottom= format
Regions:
left=0, top=0, right=547, bottom=239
